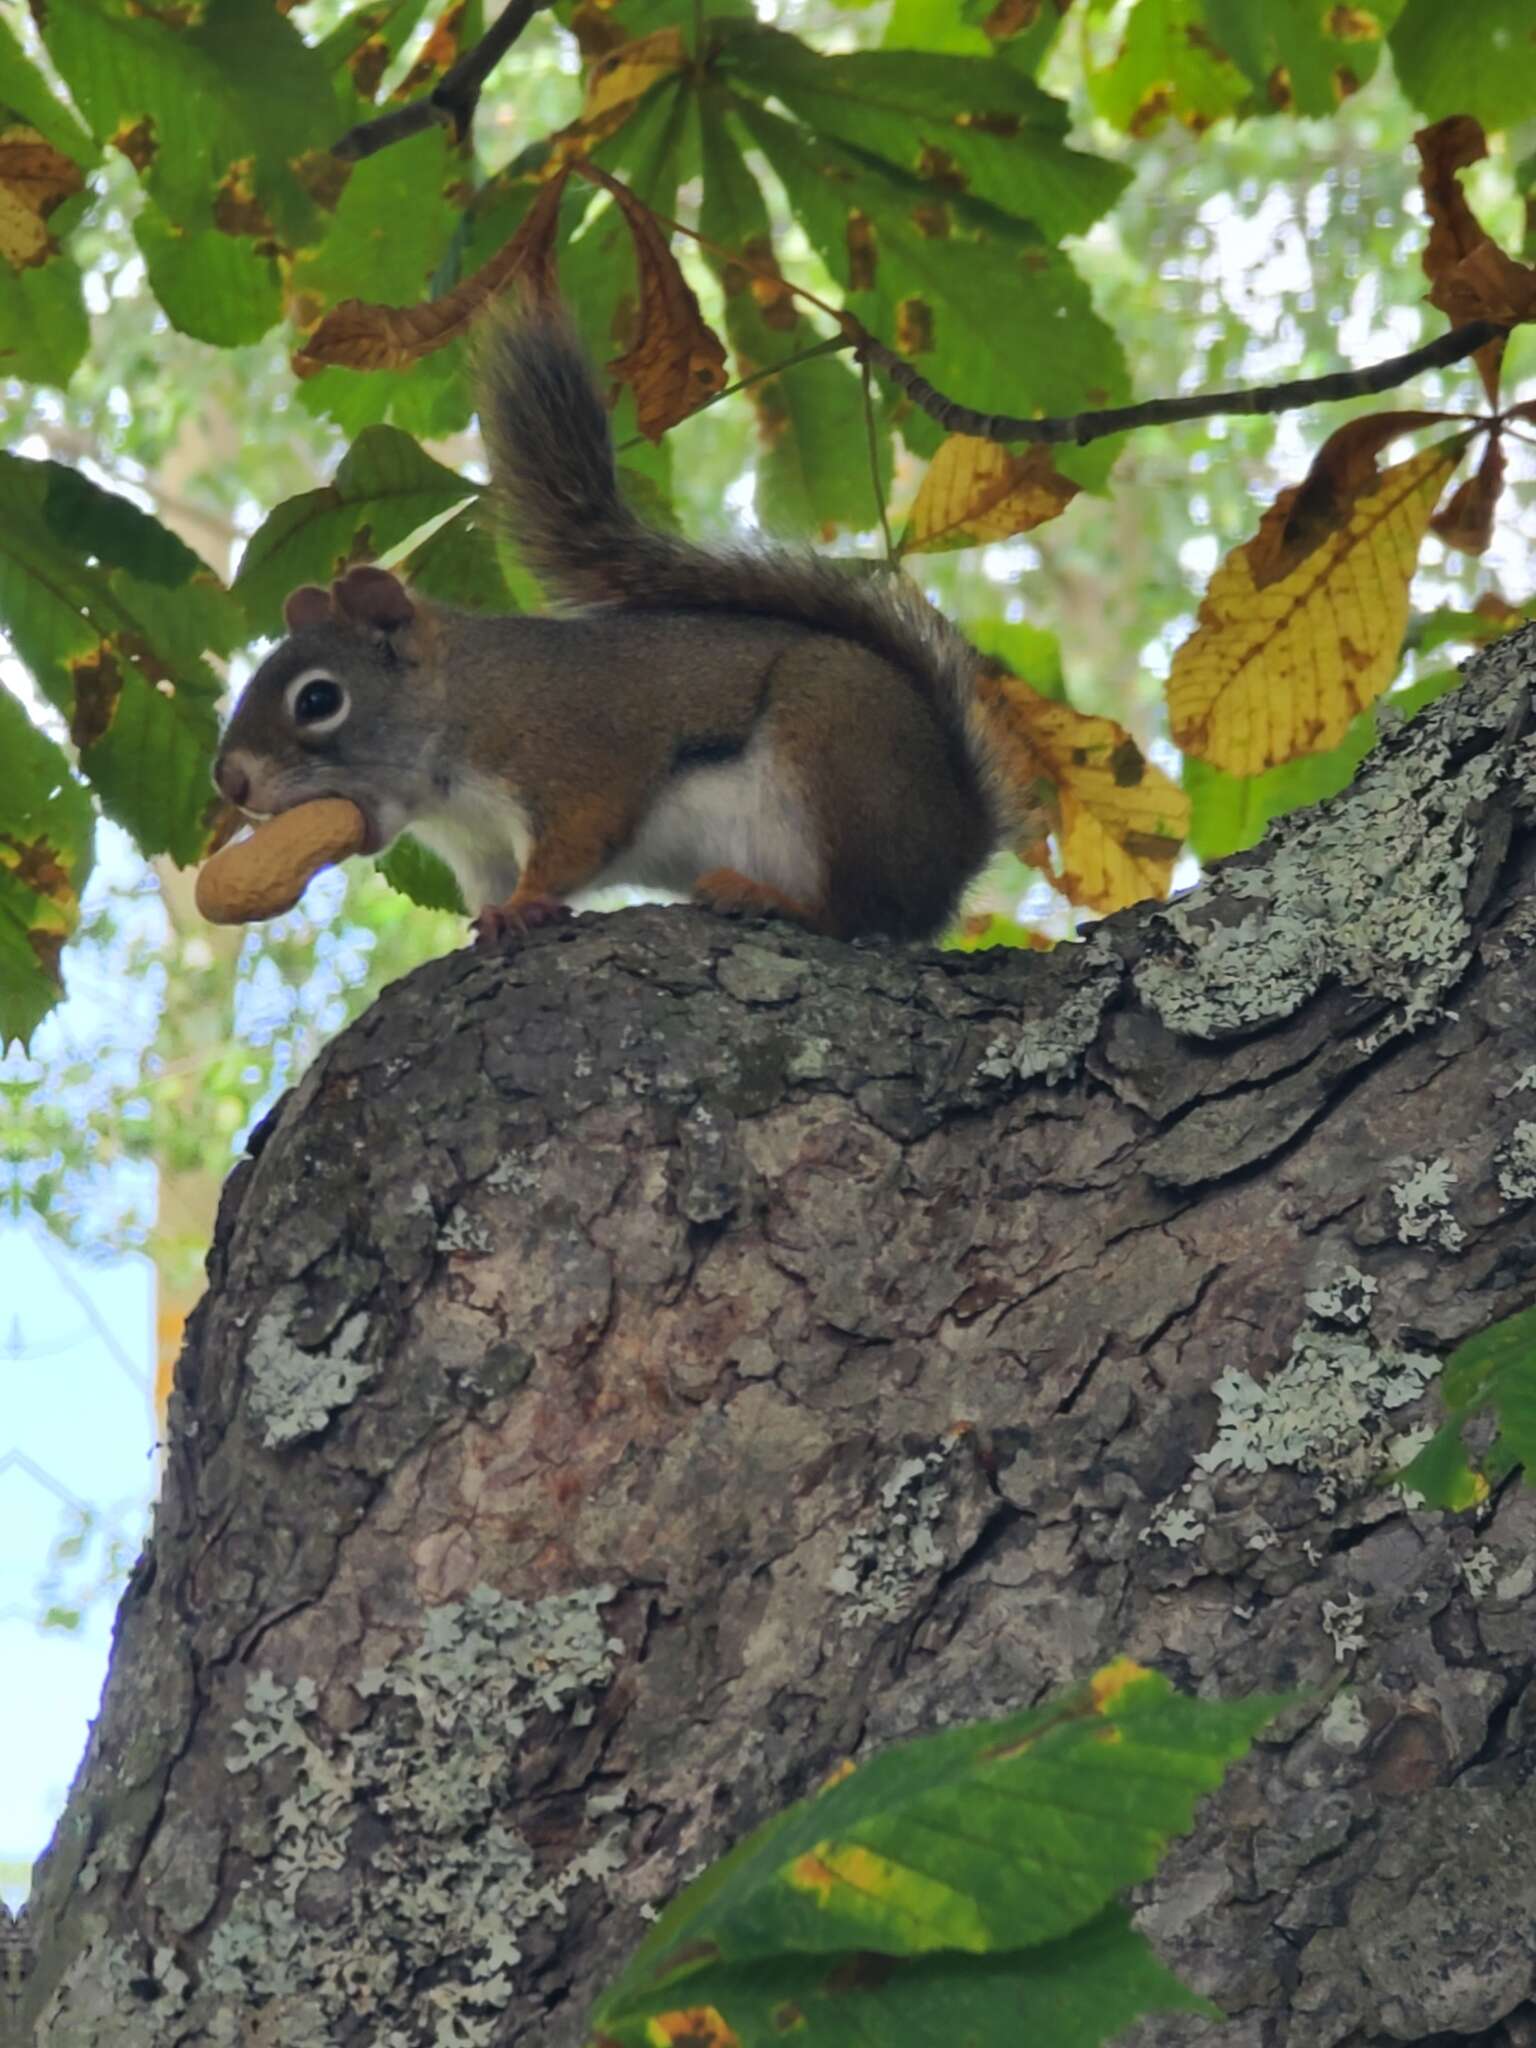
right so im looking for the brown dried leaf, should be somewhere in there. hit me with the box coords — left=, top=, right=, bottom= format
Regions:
left=577, top=166, right=727, bottom=438
left=1248, top=411, right=1450, bottom=587
left=0, top=126, right=83, bottom=271
left=1430, top=432, right=1506, bottom=556
left=295, top=173, right=568, bottom=373
left=983, top=0, right=1067, bottom=39
left=111, top=116, right=156, bottom=172
left=899, top=435, right=1078, bottom=556
left=392, top=0, right=469, bottom=101
left=1415, top=116, right=1536, bottom=403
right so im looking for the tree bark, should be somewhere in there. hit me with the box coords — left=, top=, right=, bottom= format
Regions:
left=21, top=629, right=1536, bottom=2048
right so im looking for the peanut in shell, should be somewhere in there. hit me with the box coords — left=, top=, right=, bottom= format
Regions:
left=195, top=798, right=369, bottom=925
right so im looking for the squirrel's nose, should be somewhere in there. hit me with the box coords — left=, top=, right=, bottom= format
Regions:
left=215, top=755, right=250, bottom=807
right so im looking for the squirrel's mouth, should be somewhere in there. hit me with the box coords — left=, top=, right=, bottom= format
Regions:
left=241, top=794, right=386, bottom=858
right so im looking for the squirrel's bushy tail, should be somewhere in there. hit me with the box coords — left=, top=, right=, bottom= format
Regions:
left=475, top=305, right=1029, bottom=846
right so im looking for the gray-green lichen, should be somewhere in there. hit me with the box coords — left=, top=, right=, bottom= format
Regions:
left=198, top=1584, right=624, bottom=2043
left=1319, top=1690, right=1370, bottom=1751
left=1195, top=1322, right=1439, bottom=1511
left=1138, top=1496, right=1208, bottom=1547
left=1391, top=1157, right=1465, bottom=1251
left=829, top=1444, right=954, bottom=1624
left=1304, top=1265, right=1378, bottom=1328
left=1462, top=1546, right=1499, bottom=1599
left=1495, top=1122, right=1536, bottom=1203
left=1133, top=726, right=1503, bottom=1043
left=245, top=1296, right=377, bottom=1448
left=976, top=946, right=1119, bottom=1087
left=1321, top=1591, right=1368, bottom=1663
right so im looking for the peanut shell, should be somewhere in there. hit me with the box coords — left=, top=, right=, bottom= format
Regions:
left=195, top=798, right=369, bottom=925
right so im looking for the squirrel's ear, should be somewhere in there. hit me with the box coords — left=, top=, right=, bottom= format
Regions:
left=332, top=565, right=415, bottom=633
left=283, top=585, right=333, bottom=633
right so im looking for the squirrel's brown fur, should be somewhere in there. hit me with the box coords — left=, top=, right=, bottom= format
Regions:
left=214, top=303, right=1037, bottom=944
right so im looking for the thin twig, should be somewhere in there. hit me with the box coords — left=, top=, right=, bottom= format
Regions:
left=586, top=182, right=1506, bottom=449
left=332, top=0, right=556, bottom=163
left=853, top=320, right=1507, bottom=447
left=861, top=357, right=894, bottom=558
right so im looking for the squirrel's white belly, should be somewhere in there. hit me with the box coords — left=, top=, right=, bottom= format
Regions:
left=603, top=733, right=824, bottom=905
left=411, top=769, right=532, bottom=912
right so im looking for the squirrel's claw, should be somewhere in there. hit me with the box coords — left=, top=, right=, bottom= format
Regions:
left=471, top=895, right=573, bottom=947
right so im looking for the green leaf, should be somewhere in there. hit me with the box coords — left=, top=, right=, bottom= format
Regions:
left=597, top=1663, right=1281, bottom=2030
left=400, top=500, right=514, bottom=613
left=135, top=203, right=282, bottom=346
left=0, top=456, right=235, bottom=864
left=41, top=465, right=204, bottom=586
left=0, top=258, right=90, bottom=389
left=888, top=0, right=994, bottom=53
left=1184, top=709, right=1378, bottom=862
left=697, top=89, right=880, bottom=536
left=318, top=0, right=434, bottom=99
left=1089, top=0, right=1250, bottom=134
left=375, top=834, right=466, bottom=916
left=0, top=689, right=94, bottom=1048
left=965, top=618, right=1066, bottom=698
left=1386, top=669, right=1460, bottom=721
left=234, top=427, right=474, bottom=635
left=1410, top=601, right=1536, bottom=656
left=732, top=99, right=1128, bottom=463
left=1391, top=0, right=1536, bottom=132
left=38, top=0, right=338, bottom=241
left=294, top=347, right=474, bottom=441
left=1395, top=1416, right=1486, bottom=1514
left=0, top=12, right=99, bottom=162
left=589, top=1904, right=1212, bottom=2048
left=721, top=26, right=1128, bottom=243
left=290, top=127, right=459, bottom=311
left=1203, top=0, right=1403, bottom=118
left=946, top=911, right=1052, bottom=954
left=1398, top=1305, right=1536, bottom=1509
left=557, top=0, right=755, bottom=31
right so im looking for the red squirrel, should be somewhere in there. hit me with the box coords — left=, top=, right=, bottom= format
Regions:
left=213, top=305, right=1043, bottom=944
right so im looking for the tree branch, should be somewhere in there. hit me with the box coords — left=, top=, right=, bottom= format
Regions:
left=851, top=318, right=1508, bottom=446
left=331, top=0, right=557, bottom=164
left=22, top=625, right=1536, bottom=2046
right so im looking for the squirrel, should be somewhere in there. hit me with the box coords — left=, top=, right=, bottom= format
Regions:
left=213, top=303, right=1041, bottom=944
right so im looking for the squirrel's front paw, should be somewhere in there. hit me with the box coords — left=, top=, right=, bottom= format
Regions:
left=471, top=895, right=573, bottom=946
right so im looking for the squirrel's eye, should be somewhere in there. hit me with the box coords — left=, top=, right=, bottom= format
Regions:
left=287, top=674, right=348, bottom=731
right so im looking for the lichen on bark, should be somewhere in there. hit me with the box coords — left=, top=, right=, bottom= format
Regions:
left=22, top=628, right=1536, bottom=2046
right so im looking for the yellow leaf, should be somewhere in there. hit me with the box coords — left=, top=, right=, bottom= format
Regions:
left=645, top=2009, right=740, bottom=2047
left=786, top=1841, right=989, bottom=1950
left=1089, top=1656, right=1150, bottom=1712
left=816, top=1759, right=856, bottom=1794
left=1168, top=440, right=1463, bottom=776
left=899, top=434, right=1078, bottom=555
left=976, top=673, right=1189, bottom=914
left=583, top=26, right=687, bottom=122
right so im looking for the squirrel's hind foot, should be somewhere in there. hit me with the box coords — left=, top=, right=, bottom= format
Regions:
left=693, top=868, right=825, bottom=933
left=471, top=894, right=574, bottom=947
